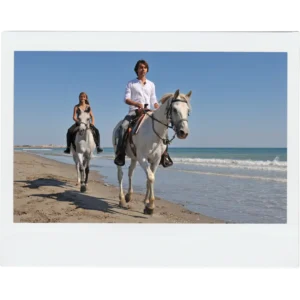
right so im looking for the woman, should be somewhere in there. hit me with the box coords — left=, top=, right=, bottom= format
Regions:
left=64, top=92, right=103, bottom=154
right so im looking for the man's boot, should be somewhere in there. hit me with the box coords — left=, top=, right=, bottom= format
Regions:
left=114, top=148, right=125, bottom=166
left=114, top=133, right=126, bottom=166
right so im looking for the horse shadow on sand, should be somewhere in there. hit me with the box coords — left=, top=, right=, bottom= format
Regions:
left=16, top=177, right=147, bottom=219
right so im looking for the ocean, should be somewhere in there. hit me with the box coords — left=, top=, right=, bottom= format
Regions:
left=15, top=147, right=287, bottom=223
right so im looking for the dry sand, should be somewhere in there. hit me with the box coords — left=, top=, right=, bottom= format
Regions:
left=14, top=152, right=224, bottom=223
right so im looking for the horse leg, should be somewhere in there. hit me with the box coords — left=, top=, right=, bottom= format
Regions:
left=148, top=161, right=159, bottom=206
left=73, top=153, right=80, bottom=185
left=144, top=180, right=150, bottom=205
left=125, top=159, right=137, bottom=203
left=81, top=156, right=90, bottom=190
left=117, top=166, right=126, bottom=208
left=84, top=160, right=90, bottom=186
left=77, top=153, right=86, bottom=192
left=138, top=159, right=155, bottom=215
left=75, top=162, right=80, bottom=186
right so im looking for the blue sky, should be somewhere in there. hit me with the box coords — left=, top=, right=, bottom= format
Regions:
left=14, top=51, right=287, bottom=147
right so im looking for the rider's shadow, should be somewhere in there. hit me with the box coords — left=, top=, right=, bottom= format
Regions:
left=32, top=190, right=147, bottom=218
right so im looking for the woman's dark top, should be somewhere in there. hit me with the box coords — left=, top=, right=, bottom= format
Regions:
left=76, top=104, right=91, bottom=119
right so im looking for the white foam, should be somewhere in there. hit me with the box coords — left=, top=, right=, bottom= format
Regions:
left=172, top=157, right=287, bottom=172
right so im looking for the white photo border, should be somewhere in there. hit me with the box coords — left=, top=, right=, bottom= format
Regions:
left=1, top=31, right=299, bottom=267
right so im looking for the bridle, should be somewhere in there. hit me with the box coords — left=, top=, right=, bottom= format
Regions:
left=146, top=97, right=189, bottom=145
left=78, top=120, right=91, bottom=133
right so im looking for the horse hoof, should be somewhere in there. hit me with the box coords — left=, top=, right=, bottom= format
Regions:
left=125, top=193, right=131, bottom=203
left=80, top=185, right=87, bottom=193
left=144, top=206, right=154, bottom=215
left=118, top=201, right=127, bottom=209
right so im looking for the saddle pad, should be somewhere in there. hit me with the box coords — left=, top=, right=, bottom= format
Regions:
left=132, top=111, right=153, bottom=135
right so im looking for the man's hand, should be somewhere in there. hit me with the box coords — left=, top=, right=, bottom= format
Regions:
left=136, top=103, right=144, bottom=109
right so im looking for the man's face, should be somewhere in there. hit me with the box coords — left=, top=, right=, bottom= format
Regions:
left=137, top=63, right=148, bottom=77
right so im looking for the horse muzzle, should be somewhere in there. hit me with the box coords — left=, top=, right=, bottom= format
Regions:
left=177, top=130, right=189, bottom=139
left=79, top=129, right=85, bottom=136
left=174, top=119, right=189, bottom=139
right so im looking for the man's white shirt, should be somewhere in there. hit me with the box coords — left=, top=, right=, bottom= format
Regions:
left=124, top=78, right=158, bottom=112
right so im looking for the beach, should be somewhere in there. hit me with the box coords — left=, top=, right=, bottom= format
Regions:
left=14, top=152, right=223, bottom=223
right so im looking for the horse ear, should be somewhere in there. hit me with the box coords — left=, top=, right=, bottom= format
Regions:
left=174, top=89, right=180, bottom=99
left=186, top=91, right=192, bottom=98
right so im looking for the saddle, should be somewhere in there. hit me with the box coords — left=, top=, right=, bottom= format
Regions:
left=125, top=109, right=151, bottom=156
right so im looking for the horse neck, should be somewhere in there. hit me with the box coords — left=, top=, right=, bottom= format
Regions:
left=86, top=128, right=94, bottom=147
left=76, top=128, right=94, bottom=147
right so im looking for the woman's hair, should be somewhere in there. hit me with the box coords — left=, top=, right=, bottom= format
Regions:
left=134, top=60, right=149, bottom=75
left=79, top=92, right=90, bottom=105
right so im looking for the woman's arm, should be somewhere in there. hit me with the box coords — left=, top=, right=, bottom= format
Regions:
left=90, top=108, right=95, bottom=125
left=73, top=105, right=78, bottom=122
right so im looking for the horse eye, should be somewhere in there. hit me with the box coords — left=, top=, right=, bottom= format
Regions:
left=173, top=108, right=177, bottom=113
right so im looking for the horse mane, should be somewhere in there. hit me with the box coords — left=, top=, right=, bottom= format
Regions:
left=159, top=92, right=192, bottom=110
left=159, top=93, right=173, bottom=104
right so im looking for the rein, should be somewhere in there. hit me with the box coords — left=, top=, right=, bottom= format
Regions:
left=78, top=121, right=91, bottom=129
left=146, top=97, right=189, bottom=145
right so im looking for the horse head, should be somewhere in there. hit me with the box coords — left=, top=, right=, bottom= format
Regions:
left=166, top=89, right=192, bottom=139
left=78, top=112, right=91, bottom=136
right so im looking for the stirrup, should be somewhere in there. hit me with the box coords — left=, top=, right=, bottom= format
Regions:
left=160, top=152, right=173, bottom=168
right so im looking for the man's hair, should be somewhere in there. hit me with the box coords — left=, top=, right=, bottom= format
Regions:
left=134, top=60, right=149, bottom=75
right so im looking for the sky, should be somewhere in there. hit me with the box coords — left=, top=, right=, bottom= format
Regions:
left=14, top=51, right=287, bottom=147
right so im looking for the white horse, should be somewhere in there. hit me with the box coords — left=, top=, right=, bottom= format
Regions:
left=112, top=89, right=192, bottom=215
left=71, top=111, right=96, bottom=192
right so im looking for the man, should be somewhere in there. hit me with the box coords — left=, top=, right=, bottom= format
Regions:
left=114, top=59, right=172, bottom=167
